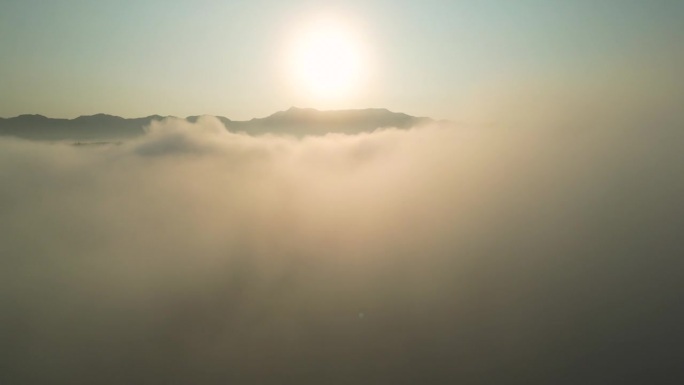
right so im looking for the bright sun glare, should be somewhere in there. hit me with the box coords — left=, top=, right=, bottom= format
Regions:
left=289, top=19, right=365, bottom=100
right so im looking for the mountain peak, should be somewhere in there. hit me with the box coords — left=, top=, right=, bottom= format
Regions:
left=15, top=114, right=49, bottom=120
left=75, top=114, right=123, bottom=121
left=283, top=106, right=318, bottom=114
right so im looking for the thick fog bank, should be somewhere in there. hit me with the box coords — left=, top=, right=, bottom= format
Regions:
left=1, top=106, right=683, bottom=383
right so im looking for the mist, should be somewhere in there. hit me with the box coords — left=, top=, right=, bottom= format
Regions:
left=2, top=89, right=684, bottom=383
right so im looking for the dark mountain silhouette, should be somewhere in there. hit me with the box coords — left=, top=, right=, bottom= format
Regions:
left=0, top=113, right=164, bottom=141
left=228, top=107, right=432, bottom=136
left=0, top=108, right=433, bottom=141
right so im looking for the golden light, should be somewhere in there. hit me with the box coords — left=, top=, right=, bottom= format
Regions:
left=288, top=18, right=365, bottom=101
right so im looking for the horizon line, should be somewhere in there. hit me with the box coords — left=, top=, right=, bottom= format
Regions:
left=0, top=107, right=436, bottom=121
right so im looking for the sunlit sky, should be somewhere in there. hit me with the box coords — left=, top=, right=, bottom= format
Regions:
left=1, top=0, right=682, bottom=120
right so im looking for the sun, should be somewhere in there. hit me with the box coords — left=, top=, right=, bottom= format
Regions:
left=289, top=19, right=365, bottom=100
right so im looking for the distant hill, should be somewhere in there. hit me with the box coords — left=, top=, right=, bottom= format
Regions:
left=0, top=114, right=164, bottom=141
left=0, top=108, right=434, bottom=141
left=228, top=107, right=432, bottom=137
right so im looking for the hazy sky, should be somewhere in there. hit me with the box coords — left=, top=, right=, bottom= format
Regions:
left=1, top=0, right=682, bottom=119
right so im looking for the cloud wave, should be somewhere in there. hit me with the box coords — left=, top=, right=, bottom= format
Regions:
left=1, top=106, right=683, bottom=383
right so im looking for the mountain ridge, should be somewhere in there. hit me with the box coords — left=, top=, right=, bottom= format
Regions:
left=0, top=108, right=435, bottom=141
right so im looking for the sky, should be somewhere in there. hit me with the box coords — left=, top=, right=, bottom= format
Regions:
left=1, top=0, right=682, bottom=120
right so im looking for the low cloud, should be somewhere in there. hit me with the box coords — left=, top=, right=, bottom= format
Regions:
left=1, top=94, right=683, bottom=383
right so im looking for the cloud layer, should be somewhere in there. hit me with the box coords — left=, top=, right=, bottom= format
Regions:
left=1, top=99, right=683, bottom=383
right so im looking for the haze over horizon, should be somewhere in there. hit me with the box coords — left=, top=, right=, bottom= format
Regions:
left=0, top=106, right=431, bottom=120
left=2, top=1, right=684, bottom=384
